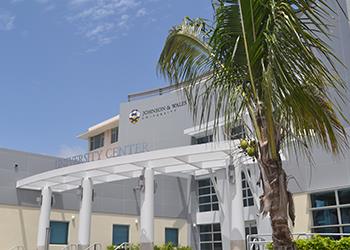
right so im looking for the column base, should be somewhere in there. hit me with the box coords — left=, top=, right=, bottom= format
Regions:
left=140, top=242, right=154, bottom=250
left=78, top=244, right=89, bottom=250
left=230, top=240, right=246, bottom=250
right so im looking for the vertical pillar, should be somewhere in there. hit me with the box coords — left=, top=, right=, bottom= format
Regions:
left=78, top=177, right=93, bottom=250
left=140, top=168, right=154, bottom=250
left=230, top=162, right=246, bottom=250
left=37, top=186, right=52, bottom=250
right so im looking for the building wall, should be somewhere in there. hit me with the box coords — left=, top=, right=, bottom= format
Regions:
left=0, top=204, right=189, bottom=250
left=292, top=193, right=311, bottom=234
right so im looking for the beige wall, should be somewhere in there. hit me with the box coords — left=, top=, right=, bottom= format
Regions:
left=0, top=204, right=188, bottom=250
left=292, top=193, right=311, bottom=233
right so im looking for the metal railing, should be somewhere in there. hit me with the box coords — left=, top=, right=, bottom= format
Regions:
left=83, top=243, right=102, bottom=250
left=61, top=244, right=78, bottom=250
left=8, top=246, right=25, bottom=250
left=115, top=242, right=130, bottom=250
left=247, top=233, right=350, bottom=250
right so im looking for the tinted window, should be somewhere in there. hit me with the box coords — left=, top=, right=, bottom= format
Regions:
left=112, top=224, right=129, bottom=245
left=50, top=221, right=69, bottom=245
left=311, top=192, right=336, bottom=208
left=165, top=228, right=178, bottom=246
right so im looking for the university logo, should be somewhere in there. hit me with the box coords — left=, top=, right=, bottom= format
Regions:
left=129, top=109, right=141, bottom=124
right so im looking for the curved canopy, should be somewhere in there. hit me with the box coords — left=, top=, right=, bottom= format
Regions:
left=16, top=141, right=246, bottom=193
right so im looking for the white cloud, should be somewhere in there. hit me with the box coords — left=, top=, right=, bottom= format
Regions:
left=0, top=10, right=15, bottom=31
left=67, top=0, right=141, bottom=48
left=136, top=8, right=147, bottom=17
left=58, top=145, right=86, bottom=158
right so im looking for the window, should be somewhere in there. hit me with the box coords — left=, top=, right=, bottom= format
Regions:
left=199, top=223, right=222, bottom=250
left=165, top=228, right=178, bottom=246
left=310, top=188, right=350, bottom=237
left=191, top=135, right=213, bottom=145
left=197, top=178, right=219, bottom=212
left=245, top=221, right=258, bottom=236
left=111, top=127, right=119, bottom=144
left=242, top=172, right=254, bottom=207
left=89, top=133, right=104, bottom=151
left=112, top=224, right=129, bottom=246
left=50, top=221, right=69, bottom=245
left=230, top=125, right=246, bottom=140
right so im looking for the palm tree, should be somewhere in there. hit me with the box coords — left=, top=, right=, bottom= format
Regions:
left=158, top=0, right=348, bottom=249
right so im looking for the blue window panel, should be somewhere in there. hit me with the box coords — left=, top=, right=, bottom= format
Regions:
left=50, top=221, right=69, bottom=245
left=312, top=209, right=339, bottom=226
left=165, top=228, right=178, bottom=246
left=112, top=225, right=129, bottom=246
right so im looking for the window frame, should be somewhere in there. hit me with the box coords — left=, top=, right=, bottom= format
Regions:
left=111, top=127, right=119, bottom=144
left=49, top=221, right=69, bottom=245
left=197, top=178, right=219, bottom=212
left=241, top=171, right=254, bottom=207
left=310, top=188, right=350, bottom=235
left=165, top=227, right=179, bottom=246
left=112, top=224, right=130, bottom=246
left=199, top=223, right=222, bottom=250
left=89, top=132, right=104, bottom=151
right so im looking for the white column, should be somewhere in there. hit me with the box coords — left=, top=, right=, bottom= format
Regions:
left=140, top=168, right=154, bottom=250
left=230, top=162, right=246, bottom=250
left=78, top=177, right=93, bottom=250
left=37, top=186, right=52, bottom=250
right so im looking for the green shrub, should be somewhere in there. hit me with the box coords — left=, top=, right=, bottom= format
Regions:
left=265, top=235, right=350, bottom=250
left=106, top=245, right=115, bottom=250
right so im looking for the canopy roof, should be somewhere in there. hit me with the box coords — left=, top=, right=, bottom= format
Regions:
left=17, top=141, right=243, bottom=193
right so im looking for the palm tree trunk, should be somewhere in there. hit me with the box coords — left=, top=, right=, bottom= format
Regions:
left=258, top=148, right=296, bottom=250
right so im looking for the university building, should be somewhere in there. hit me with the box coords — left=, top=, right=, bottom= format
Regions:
left=1, top=1, right=350, bottom=250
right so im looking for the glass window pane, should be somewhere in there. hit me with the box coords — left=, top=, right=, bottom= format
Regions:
left=248, top=198, right=254, bottom=206
left=311, top=192, right=336, bottom=208
left=50, top=221, right=69, bottom=245
left=312, top=209, right=339, bottom=226
left=212, top=203, right=219, bottom=211
left=338, top=189, right=350, bottom=205
left=199, top=225, right=212, bottom=233
left=198, top=179, right=211, bottom=187
left=213, top=233, right=221, bottom=241
left=213, top=224, right=221, bottom=232
left=165, top=228, right=178, bottom=246
left=243, top=199, right=248, bottom=207
left=112, top=224, right=129, bottom=245
left=199, top=204, right=211, bottom=212
left=212, top=195, right=218, bottom=202
left=213, top=243, right=222, bottom=250
left=251, top=226, right=258, bottom=235
left=199, top=196, right=211, bottom=204
left=200, top=243, right=212, bottom=250
left=341, top=207, right=350, bottom=224
left=343, top=226, right=350, bottom=233
left=199, top=187, right=211, bottom=195
left=200, top=233, right=212, bottom=242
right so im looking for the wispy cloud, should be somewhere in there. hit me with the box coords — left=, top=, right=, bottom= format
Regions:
left=67, top=0, right=140, bottom=47
left=0, top=9, right=15, bottom=31
left=136, top=8, right=147, bottom=17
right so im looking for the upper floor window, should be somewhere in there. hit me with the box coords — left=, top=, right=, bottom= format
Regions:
left=229, top=125, right=246, bottom=140
left=111, top=127, right=119, bottom=144
left=90, top=133, right=104, bottom=151
left=310, top=188, right=350, bottom=237
left=242, top=171, right=254, bottom=207
left=197, top=178, right=219, bottom=212
left=191, top=134, right=213, bottom=145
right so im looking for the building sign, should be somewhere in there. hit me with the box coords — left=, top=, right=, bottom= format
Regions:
left=56, top=143, right=150, bottom=168
left=129, top=100, right=187, bottom=124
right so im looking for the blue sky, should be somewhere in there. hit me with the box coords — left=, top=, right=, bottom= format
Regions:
left=0, top=0, right=213, bottom=157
